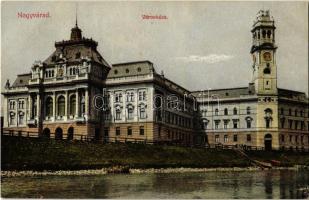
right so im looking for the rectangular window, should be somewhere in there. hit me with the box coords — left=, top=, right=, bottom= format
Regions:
left=104, top=128, right=109, bottom=137
left=215, top=135, right=220, bottom=143
left=140, top=108, right=146, bottom=119
left=19, top=115, right=24, bottom=125
left=128, top=108, right=133, bottom=120
left=116, top=110, right=121, bottom=120
left=280, top=134, right=285, bottom=142
left=247, top=134, right=251, bottom=142
left=116, top=127, right=120, bottom=136
left=289, top=135, right=292, bottom=142
left=224, top=135, right=228, bottom=143
left=140, top=126, right=144, bottom=135
left=247, top=120, right=251, bottom=128
left=158, top=127, right=161, bottom=138
left=289, top=120, right=293, bottom=129
left=233, top=135, right=238, bottom=142
left=127, top=127, right=132, bottom=136
left=215, top=120, right=220, bottom=129
left=233, top=121, right=238, bottom=129
left=224, top=121, right=228, bottom=129
left=301, top=136, right=304, bottom=144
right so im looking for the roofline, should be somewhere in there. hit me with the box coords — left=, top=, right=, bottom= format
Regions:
left=191, top=86, right=249, bottom=93
left=154, top=73, right=191, bottom=94
left=16, top=73, right=31, bottom=76
left=112, top=60, right=153, bottom=66
left=278, top=88, right=306, bottom=95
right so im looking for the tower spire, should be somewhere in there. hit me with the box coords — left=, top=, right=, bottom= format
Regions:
left=75, top=4, right=78, bottom=27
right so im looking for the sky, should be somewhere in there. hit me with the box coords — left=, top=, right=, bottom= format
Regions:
left=1, top=1, right=308, bottom=97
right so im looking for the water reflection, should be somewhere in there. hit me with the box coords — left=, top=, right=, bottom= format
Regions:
left=1, top=170, right=309, bottom=199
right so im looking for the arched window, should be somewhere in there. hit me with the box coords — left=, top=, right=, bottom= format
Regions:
left=215, top=108, right=219, bottom=116
left=233, top=107, right=237, bottom=115
left=267, top=30, right=271, bottom=38
left=67, top=127, right=74, bottom=140
left=139, top=107, right=146, bottom=119
left=69, top=95, right=76, bottom=116
left=115, top=107, right=121, bottom=120
left=57, top=96, right=65, bottom=117
left=224, top=108, right=228, bottom=115
left=247, top=107, right=251, bottom=114
left=128, top=107, right=134, bottom=119
left=262, top=30, right=266, bottom=38
left=45, top=97, right=53, bottom=117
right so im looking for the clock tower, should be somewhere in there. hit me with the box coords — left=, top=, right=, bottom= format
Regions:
left=250, top=10, right=277, bottom=95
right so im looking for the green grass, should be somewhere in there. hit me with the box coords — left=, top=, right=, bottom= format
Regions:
left=2, top=136, right=309, bottom=171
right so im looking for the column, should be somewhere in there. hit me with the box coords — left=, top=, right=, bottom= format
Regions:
left=28, top=94, right=32, bottom=120
left=65, top=90, right=68, bottom=120
left=76, top=89, right=79, bottom=118
left=36, top=93, right=40, bottom=120
left=52, top=92, right=56, bottom=121
left=85, top=89, right=89, bottom=120
left=135, top=89, right=138, bottom=121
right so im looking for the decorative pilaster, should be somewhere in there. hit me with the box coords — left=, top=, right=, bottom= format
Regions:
left=76, top=89, right=79, bottom=117
left=65, top=90, right=68, bottom=120
left=53, top=92, right=56, bottom=121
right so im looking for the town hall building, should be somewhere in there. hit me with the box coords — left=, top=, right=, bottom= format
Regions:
left=2, top=10, right=309, bottom=150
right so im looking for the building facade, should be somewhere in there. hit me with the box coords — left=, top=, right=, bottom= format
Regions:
left=192, top=10, right=309, bottom=150
left=2, top=10, right=309, bottom=150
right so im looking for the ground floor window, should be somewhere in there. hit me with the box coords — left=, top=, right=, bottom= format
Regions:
left=104, top=128, right=109, bottom=137
left=215, top=135, right=220, bottom=143
left=140, top=126, right=144, bottom=135
left=224, top=135, right=228, bottom=143
left=247, top=134, right=251, bottom=142
left=233, top=135, right=238, bottom=142
left=116, top=127, right=120, bottom=136
left=280, top=134, right=285, bottom=142
left=127, top=127, right=132, bottom=136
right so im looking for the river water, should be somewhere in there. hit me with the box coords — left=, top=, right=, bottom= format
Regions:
left=1, top=170, right=309, bottom=199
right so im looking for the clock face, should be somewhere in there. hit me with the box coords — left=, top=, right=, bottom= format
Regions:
left=263, top=52, right=272, bottom=61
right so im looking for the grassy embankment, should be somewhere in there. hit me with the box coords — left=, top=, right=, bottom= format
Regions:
left=2, top=136, right=309, bottom=171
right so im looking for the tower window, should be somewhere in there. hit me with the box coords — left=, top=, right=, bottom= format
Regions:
left=262, top=30, right=266, bottom=38
left=267, top=30, right=271, bottom=38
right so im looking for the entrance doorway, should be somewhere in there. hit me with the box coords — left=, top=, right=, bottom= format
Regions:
left=67, top=127, right=74, bottom=140
left=264, top=134, right=272, bottom=151
left=42, top=128, right=50, bottom=138
left=55, top=127, right=63, bottom=140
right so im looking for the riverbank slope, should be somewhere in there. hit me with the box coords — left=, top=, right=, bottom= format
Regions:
left=2, top=136, right=309, bottom=171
